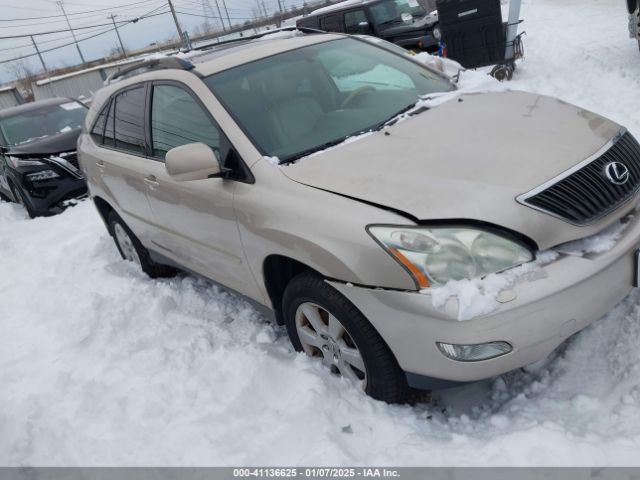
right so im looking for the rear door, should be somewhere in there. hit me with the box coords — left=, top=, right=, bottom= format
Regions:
left=140, top=81, right=254, bottom=295
left=91, top=84, right=158, bottom=241
left=319, top=13, right=344, bottom=32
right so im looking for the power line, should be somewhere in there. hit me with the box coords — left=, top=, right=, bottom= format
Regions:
left=0, top=0, right=162, bottom=22
left=173, top=10, right=255, bottom=20
left=0, top=19, right=136, bottom=39
left=1, top=2, right=166, bottom=29
left=0, top=10, right=169, bottom=65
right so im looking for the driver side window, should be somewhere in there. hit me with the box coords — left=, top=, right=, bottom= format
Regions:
left=344, top=10, right=368, bottom=34
left=150, top=84, right=220, bottom=160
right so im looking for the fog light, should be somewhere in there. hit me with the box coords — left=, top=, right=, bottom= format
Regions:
left=27, top=170, right=59, bottom=181
left=436, top=341, right=512, bottom=362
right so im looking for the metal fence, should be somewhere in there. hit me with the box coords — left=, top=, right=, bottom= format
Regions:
left=0, top=86, right=24, bottom=109
left=32, top=58, right=145, bottom=103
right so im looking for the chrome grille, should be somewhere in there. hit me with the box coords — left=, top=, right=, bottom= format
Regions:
left=518, top=131, right=640, bottom=225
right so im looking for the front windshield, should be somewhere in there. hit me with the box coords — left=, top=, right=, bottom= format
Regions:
left=205, top=38, right=453, bottom=162
left=370, top=0, right=428, bottom=25
left=0, top=101, right=87, bottom=146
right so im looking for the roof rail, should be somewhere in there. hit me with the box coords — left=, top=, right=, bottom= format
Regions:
left=105, top=57, right=195, bottom=85
left=194, top=26, right=327, bottom=52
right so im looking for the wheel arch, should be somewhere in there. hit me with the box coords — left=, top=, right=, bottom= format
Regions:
left=93, top=196, right=115, bottom=230
left=262, top=254, right=323, bottom=324
left=628, top=0, right=638, bottom=14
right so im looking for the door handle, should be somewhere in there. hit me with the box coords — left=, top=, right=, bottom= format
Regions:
left=95, top=161, right=105, bottom=170
left=144, top=175, right=160, bottom=188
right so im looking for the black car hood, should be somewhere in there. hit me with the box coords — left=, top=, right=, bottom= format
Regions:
left=6, top=128, right=81, bottom=157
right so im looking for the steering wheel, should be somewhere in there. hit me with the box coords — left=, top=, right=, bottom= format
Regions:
left=340, top=85, right=375, bottom=109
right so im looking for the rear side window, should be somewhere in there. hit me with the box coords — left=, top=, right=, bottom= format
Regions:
left=90, top=103, right=108, bottom=143
left=150, top=84, right=220, bottom=160
left=344, top=10, right=368, bottom=33
left=113, top=86, right=145, bottom=154
left=319, top=14, right=341, bottom=32
left=104, top=99, right=115, bottom=147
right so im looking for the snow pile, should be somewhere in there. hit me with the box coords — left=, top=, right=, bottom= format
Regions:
left=4, top=0, right=640, bottom=467
left=428, top=218, right=631, bottom=321
left=555, top=218, right=631, bottom=256
left=428, top=251, right=559, bottom=321
left=261, top=155, right=281, bottom=166
left=414, top=52, right=465, bottom=80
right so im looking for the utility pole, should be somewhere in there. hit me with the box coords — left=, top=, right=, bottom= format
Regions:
left=108, top=14, right=127, bottom=58
left=57, top=1, right=86, bottom=64
left=276, top=0, right=283, bottom=26
left=213, top=0, right=227, bottom=32
left=220, top=0, right=232, bottom=30
left=30, top=35, right=47, bottom=72
left=167, top=0, right=187, bottom=49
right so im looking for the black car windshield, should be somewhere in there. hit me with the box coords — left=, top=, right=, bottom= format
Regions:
left=370, top=0, right=428, bottom=25
left=205, top=37, right=453, bottom=162
left=0, top=101, right=87, bottom=146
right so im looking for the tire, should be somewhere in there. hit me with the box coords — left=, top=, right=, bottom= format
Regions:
left=491, top=64, right=513, bottom=82
left=9, top=181, right=37, bottom=218
left=282, top=271, right=410, bottom=403
left=107, top=211, right=176, bottom=278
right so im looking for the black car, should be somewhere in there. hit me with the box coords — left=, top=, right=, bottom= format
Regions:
left=0, top=97, right=88, bottom=217
left=297, top=0, right=440, bottom=51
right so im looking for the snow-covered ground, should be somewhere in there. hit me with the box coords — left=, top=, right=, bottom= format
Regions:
left=2, top=0, right=640, bottom=466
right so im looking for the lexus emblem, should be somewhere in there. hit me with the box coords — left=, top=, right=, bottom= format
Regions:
left=605, top=162, right=630, bottom=186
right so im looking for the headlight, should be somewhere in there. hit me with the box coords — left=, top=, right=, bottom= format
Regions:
left=26, top=170, right=60, bottom=181
left=8, top=156, right=45, bottom=168
left=368, top=225, right=534, bottom=288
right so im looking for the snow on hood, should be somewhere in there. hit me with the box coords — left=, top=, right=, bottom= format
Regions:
left=280, top=90, right=625, bottom=250
left=7, top=128, right=81, bottom=157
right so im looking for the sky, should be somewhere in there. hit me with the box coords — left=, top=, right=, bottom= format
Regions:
left=0, top=0, right=308, bottom=83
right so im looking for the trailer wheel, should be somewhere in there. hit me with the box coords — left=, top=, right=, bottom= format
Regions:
left=491, top=64, right=513, bottom=82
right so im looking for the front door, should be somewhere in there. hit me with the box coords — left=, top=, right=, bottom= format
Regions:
left=142, top=82, right=254, bottom=296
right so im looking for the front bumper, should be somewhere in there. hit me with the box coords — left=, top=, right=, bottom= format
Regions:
left=16, top=174, right=87, bottom=216
left=328, top=213, right=640, bottom=385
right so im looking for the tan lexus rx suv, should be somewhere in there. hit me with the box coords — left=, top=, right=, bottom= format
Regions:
left=78, top=29, right=640, bottom=403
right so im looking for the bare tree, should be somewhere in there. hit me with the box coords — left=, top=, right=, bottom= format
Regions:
left=7, top=58, right=36, bottom=102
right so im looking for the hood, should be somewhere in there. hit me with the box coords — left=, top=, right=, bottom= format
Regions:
left=7, top=128, right=81, bottom=157
left=280, top=91, right=626, bottom=250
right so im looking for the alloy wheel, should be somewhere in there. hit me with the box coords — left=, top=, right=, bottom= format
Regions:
left=295, top=302, right=367, bottom=388
left=114, top=223, right=141, bottom=264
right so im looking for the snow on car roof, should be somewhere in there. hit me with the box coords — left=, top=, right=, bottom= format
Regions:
left=307, top=0, right=373, bottom=16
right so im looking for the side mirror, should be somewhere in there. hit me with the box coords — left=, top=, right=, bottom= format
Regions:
left=165, top=142, right=228, bottom=181
left=357, top=21, right=372, bottom=34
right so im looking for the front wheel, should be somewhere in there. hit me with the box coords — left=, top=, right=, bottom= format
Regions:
left=282, top=272, right=410, bottom=403
left=9, top=181, right=36, bottom=218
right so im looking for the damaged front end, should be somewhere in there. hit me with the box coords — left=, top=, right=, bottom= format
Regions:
left=5, top=150, right=87, bottom=216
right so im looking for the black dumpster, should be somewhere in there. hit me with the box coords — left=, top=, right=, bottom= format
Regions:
left=436, top=0, right=506, bottom=69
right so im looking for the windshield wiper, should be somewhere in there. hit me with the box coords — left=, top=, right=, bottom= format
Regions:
left=373, top=101, right=430, bottom=131
left=279, top=101, right=431, bottom=164
left=281, top=137, right=351, bottom=164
